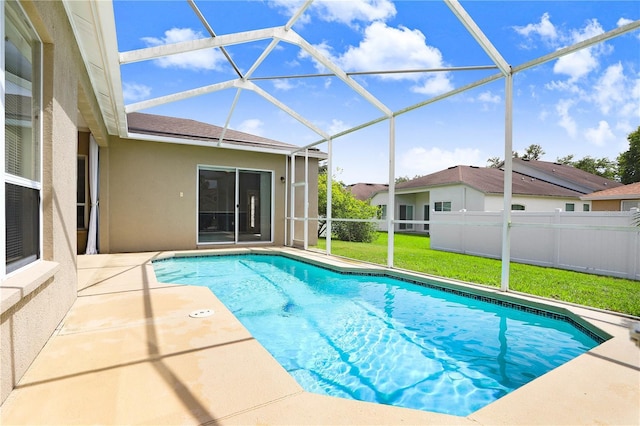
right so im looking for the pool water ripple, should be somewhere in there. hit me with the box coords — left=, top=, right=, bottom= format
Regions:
left=153, top=254, right=600, bottom=416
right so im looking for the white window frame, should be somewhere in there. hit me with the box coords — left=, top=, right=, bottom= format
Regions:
left=378, top=204, right=387, bottom=219
left=423, top=204, right=430, bottom=231
left=621, top=200, right=640, bottom=211
left=196, top=165, right=274, bottom=245
left=434, top=201, right=452, bottom=212
left=2, top=1, right=43, bottom=277
left=399, top=204, right=413, bottom=230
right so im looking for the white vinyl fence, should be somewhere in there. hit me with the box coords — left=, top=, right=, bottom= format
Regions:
left=430, top=210, right=640, bottom=280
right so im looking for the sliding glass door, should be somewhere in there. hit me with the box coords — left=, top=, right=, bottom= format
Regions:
left=198, top=167, right=272, bottom=244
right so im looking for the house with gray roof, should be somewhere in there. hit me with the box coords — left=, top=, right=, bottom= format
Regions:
left=370, top=161, right=622, bottom=233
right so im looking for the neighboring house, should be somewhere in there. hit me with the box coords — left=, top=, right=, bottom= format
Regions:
left=581, top=181, right=640, bottom=211
left=371, top=162, right=621, bottom=233
left=1, top=1, right=322, bottom=405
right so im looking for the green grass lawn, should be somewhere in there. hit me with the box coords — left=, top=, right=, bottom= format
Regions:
left=314, top=232, right=640, bottom=317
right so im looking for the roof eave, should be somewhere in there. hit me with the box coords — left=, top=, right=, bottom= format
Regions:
left=581, top=194, right=640, bottom=201
left=64, top=0, right=128, bottom=138
left=126, top=131, right=327, bottom=158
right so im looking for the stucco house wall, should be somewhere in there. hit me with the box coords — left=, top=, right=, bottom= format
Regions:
left=592, top=199, right=626, bottom=211
left=103, top=137, right=318, bottom=253
left=1, top=1, right=104, bottom=405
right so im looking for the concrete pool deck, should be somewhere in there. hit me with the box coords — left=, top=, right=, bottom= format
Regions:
left=1, top=248, right=638, bottom=425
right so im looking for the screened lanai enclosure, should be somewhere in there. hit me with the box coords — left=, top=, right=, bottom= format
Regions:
left=76, top=0, right=639, bottom=288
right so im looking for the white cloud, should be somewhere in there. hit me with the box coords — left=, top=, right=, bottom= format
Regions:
left=553, top=49, right=599, bottom=82
left=272, top=79, right=297, bottom=91
left=544, top=80, right=584, bottom=95
left=301, top=22, right=453, bottom=95
left=314, top=0, right=396, bottom=26
left=477, top=91, right=501, bottom=104
left=411, top=73, right=453, bottom=96
left=553, top=19, right=607, bottom=82
left=269, top=0, right=395, bottom=28
left=267, top=1, right=311, bottom=26
left=592, top=62, right=626, bottom=114
left=584, top=120, right=615, bottom=146
left=616, top=120, right=634, bottom=134
left=399, top=147, right=483, bottom=177
left=237, top=119, right=264, bottom=136
left=513, top=12, right=558, bottom=41
left=590, top=63, right=640, bottom=119
left=330, top=22, right=453, bottom=95
left=338, top=22, right=445, bottom=78
left=617, top=18, right=634, bottom=27
left=556, top=99, right=577, bottom=137
left=299, top=40, right=334, bottom=73
left=122, top=82, right=151, bottom=102
left=142, top=28, right=226, bottom=71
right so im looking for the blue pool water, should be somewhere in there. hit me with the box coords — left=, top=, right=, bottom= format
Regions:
left=153, top=254, right=601, bottom=416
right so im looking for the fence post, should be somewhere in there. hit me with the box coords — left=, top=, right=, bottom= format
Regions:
left=553, top=208, right=562, bottom=268
left=630, top=208, right=639, bottom=280
left=460, top=209, right=467, bottom=254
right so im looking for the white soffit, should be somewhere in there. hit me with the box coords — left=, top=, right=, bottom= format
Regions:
left=63, top=0, right=128, bottom=138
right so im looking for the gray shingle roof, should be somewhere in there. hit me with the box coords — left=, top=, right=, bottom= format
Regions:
left=126, top=112, right=299, bottom=151
left=396, top=165, right=585, bottom=197
left=511, top=158, right=622, bottom=193
left=347, top=183, right=389, bottom=200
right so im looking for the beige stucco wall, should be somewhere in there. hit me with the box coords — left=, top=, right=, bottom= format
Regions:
left=591, top=199, right=622, bottom=211
left=102, top=137, right=319, bottom=253
left=1, top=1, right=103, bottom=405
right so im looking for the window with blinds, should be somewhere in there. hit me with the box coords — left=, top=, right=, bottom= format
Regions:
left=4, top=1, right=42, bottom=274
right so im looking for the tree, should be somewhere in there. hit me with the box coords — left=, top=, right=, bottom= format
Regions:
left=317, top=171, right=379, bottom=242
left=555, top=154, right=618, bottom=180
left=395, top=174, right=423, bottom=184
left=487, top=156, right=501, bottom=168
left=522, top=144, right=545, bottom=160
left=487, top=145, right=543, bottom=166
left=571, top=156, right=618, bottom=180
left=618, top=126, right=640, bottom=184
left=556, top=154, right=574, bottom=165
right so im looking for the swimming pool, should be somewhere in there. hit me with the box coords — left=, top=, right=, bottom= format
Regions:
left=152, top=253, right=604, bottom=416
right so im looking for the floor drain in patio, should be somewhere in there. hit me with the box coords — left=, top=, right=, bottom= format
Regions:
left=189, top=309, right=214, bottom=318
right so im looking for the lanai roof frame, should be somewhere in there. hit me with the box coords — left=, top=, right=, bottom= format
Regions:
left=65, top=0, right=640, bottom=291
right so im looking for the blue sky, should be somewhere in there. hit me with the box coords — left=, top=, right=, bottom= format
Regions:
left=114, top=1, right=640, bottom=185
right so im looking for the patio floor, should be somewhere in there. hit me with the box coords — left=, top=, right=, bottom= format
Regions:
left=1, top=248, right=638, bottom=425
